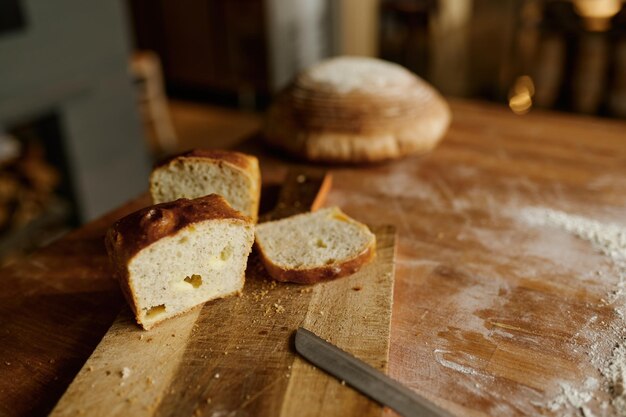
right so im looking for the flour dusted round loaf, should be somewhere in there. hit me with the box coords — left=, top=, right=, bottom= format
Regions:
left=265, top=56, right=451, bottom=163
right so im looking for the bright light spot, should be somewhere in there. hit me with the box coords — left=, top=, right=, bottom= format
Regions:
left=509, top=75, right=535, bottom=115
left=573, top=0, right=622, bottom=31
left=513, top=75, right=535, bottom=96
left=509, top=92, right=532, bottom=115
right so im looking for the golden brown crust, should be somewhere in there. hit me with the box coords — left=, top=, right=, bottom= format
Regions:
left=264, top=59, right=451, bottom=163
left=255, top=237, right=376, bottom=284
left=154, top=149, right=257, bottom=172
left=105, top=194, right=250, bottom=263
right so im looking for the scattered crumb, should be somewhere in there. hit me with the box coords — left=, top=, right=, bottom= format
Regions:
left=121, top=367, right=132, bottom=379
left=224, top=351, right=229, bottom=355
left=139, top=334, right=144, bottom=340
left=296, top=174, right=306, bottom=183
left=319, top=311, right=324, bottom=315
left=5, top=362, right=10, bottom=366
left=274, top=303, right=285, bottom=313
left=245, top=394, right=251, bottom=400
left=49, top=359, right=56, bottom=364
left=214, top=373, right=220, bottom=379
left=341, top=380, right=346, bottom=386
left=206, top=398, right=212, bottom=404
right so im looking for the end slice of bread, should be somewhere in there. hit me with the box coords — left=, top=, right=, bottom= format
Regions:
left=254, top=207, right=375, bottom=284
left=150, top=149, right=261, bottom=222
left=105, top=195, right=254, bottom=329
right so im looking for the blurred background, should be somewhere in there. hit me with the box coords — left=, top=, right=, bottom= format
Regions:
left=0, top=0, right=625, bottom=263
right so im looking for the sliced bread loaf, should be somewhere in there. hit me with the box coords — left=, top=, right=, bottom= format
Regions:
left=150, top=149, right=261, bottom=222
left=105, top=194, right=254, bottom=330
left=254, top=207, right=376, bottom=284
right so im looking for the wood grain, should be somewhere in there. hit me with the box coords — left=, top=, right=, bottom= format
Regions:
left=2, top=99, right=626, bottom=417
left=49, top=171, right=395, bottom=417
left=50, top=226, right=395, bottom=417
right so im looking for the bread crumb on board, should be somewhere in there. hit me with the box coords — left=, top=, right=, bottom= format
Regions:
left=121, top=367, right=132, bottom=379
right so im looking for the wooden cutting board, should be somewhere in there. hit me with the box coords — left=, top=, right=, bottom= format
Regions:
left=50, top=170, right=397, bottom=417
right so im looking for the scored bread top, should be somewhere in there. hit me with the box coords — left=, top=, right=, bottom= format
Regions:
left=300, top=56, right=418, bottom=95
left=154, top=149, right=257, bottom=172
left=105, top=194, right=251, bottom=264
left=264, top=56, right=451, bottom=163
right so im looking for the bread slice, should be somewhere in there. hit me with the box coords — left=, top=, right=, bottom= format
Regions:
left=150, top=149, right=261, bottom=222
left=105, top=194, right=254, bottom=330
left=254, top=207, right=376, bottom=284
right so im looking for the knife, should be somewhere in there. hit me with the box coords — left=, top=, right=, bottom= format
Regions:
left=295, top=327, right=456, bottom=417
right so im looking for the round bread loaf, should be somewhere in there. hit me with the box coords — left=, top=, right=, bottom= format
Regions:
left=265, top=56, right=451, bottom=163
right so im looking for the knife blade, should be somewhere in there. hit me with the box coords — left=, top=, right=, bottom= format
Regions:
left=294, top=327, right=455, bottom=417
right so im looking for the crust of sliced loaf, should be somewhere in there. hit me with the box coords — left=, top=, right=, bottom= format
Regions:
left=255, top=235, right=376, bottom=284
left=150, top=149, right=261, bottom=222
left=105, top=195, right=253, bottom=330
left=154, top=149, right=256, bottom=172
left=105, top=194, right=251, bottom=261
left=264, top=62, right=451, bottom=163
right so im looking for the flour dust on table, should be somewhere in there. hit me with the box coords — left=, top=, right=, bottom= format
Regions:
left=520, top=207, right=626, bottom=416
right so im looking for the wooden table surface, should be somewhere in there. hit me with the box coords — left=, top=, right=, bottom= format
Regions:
left=1, top=99, right=625, bottom=417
